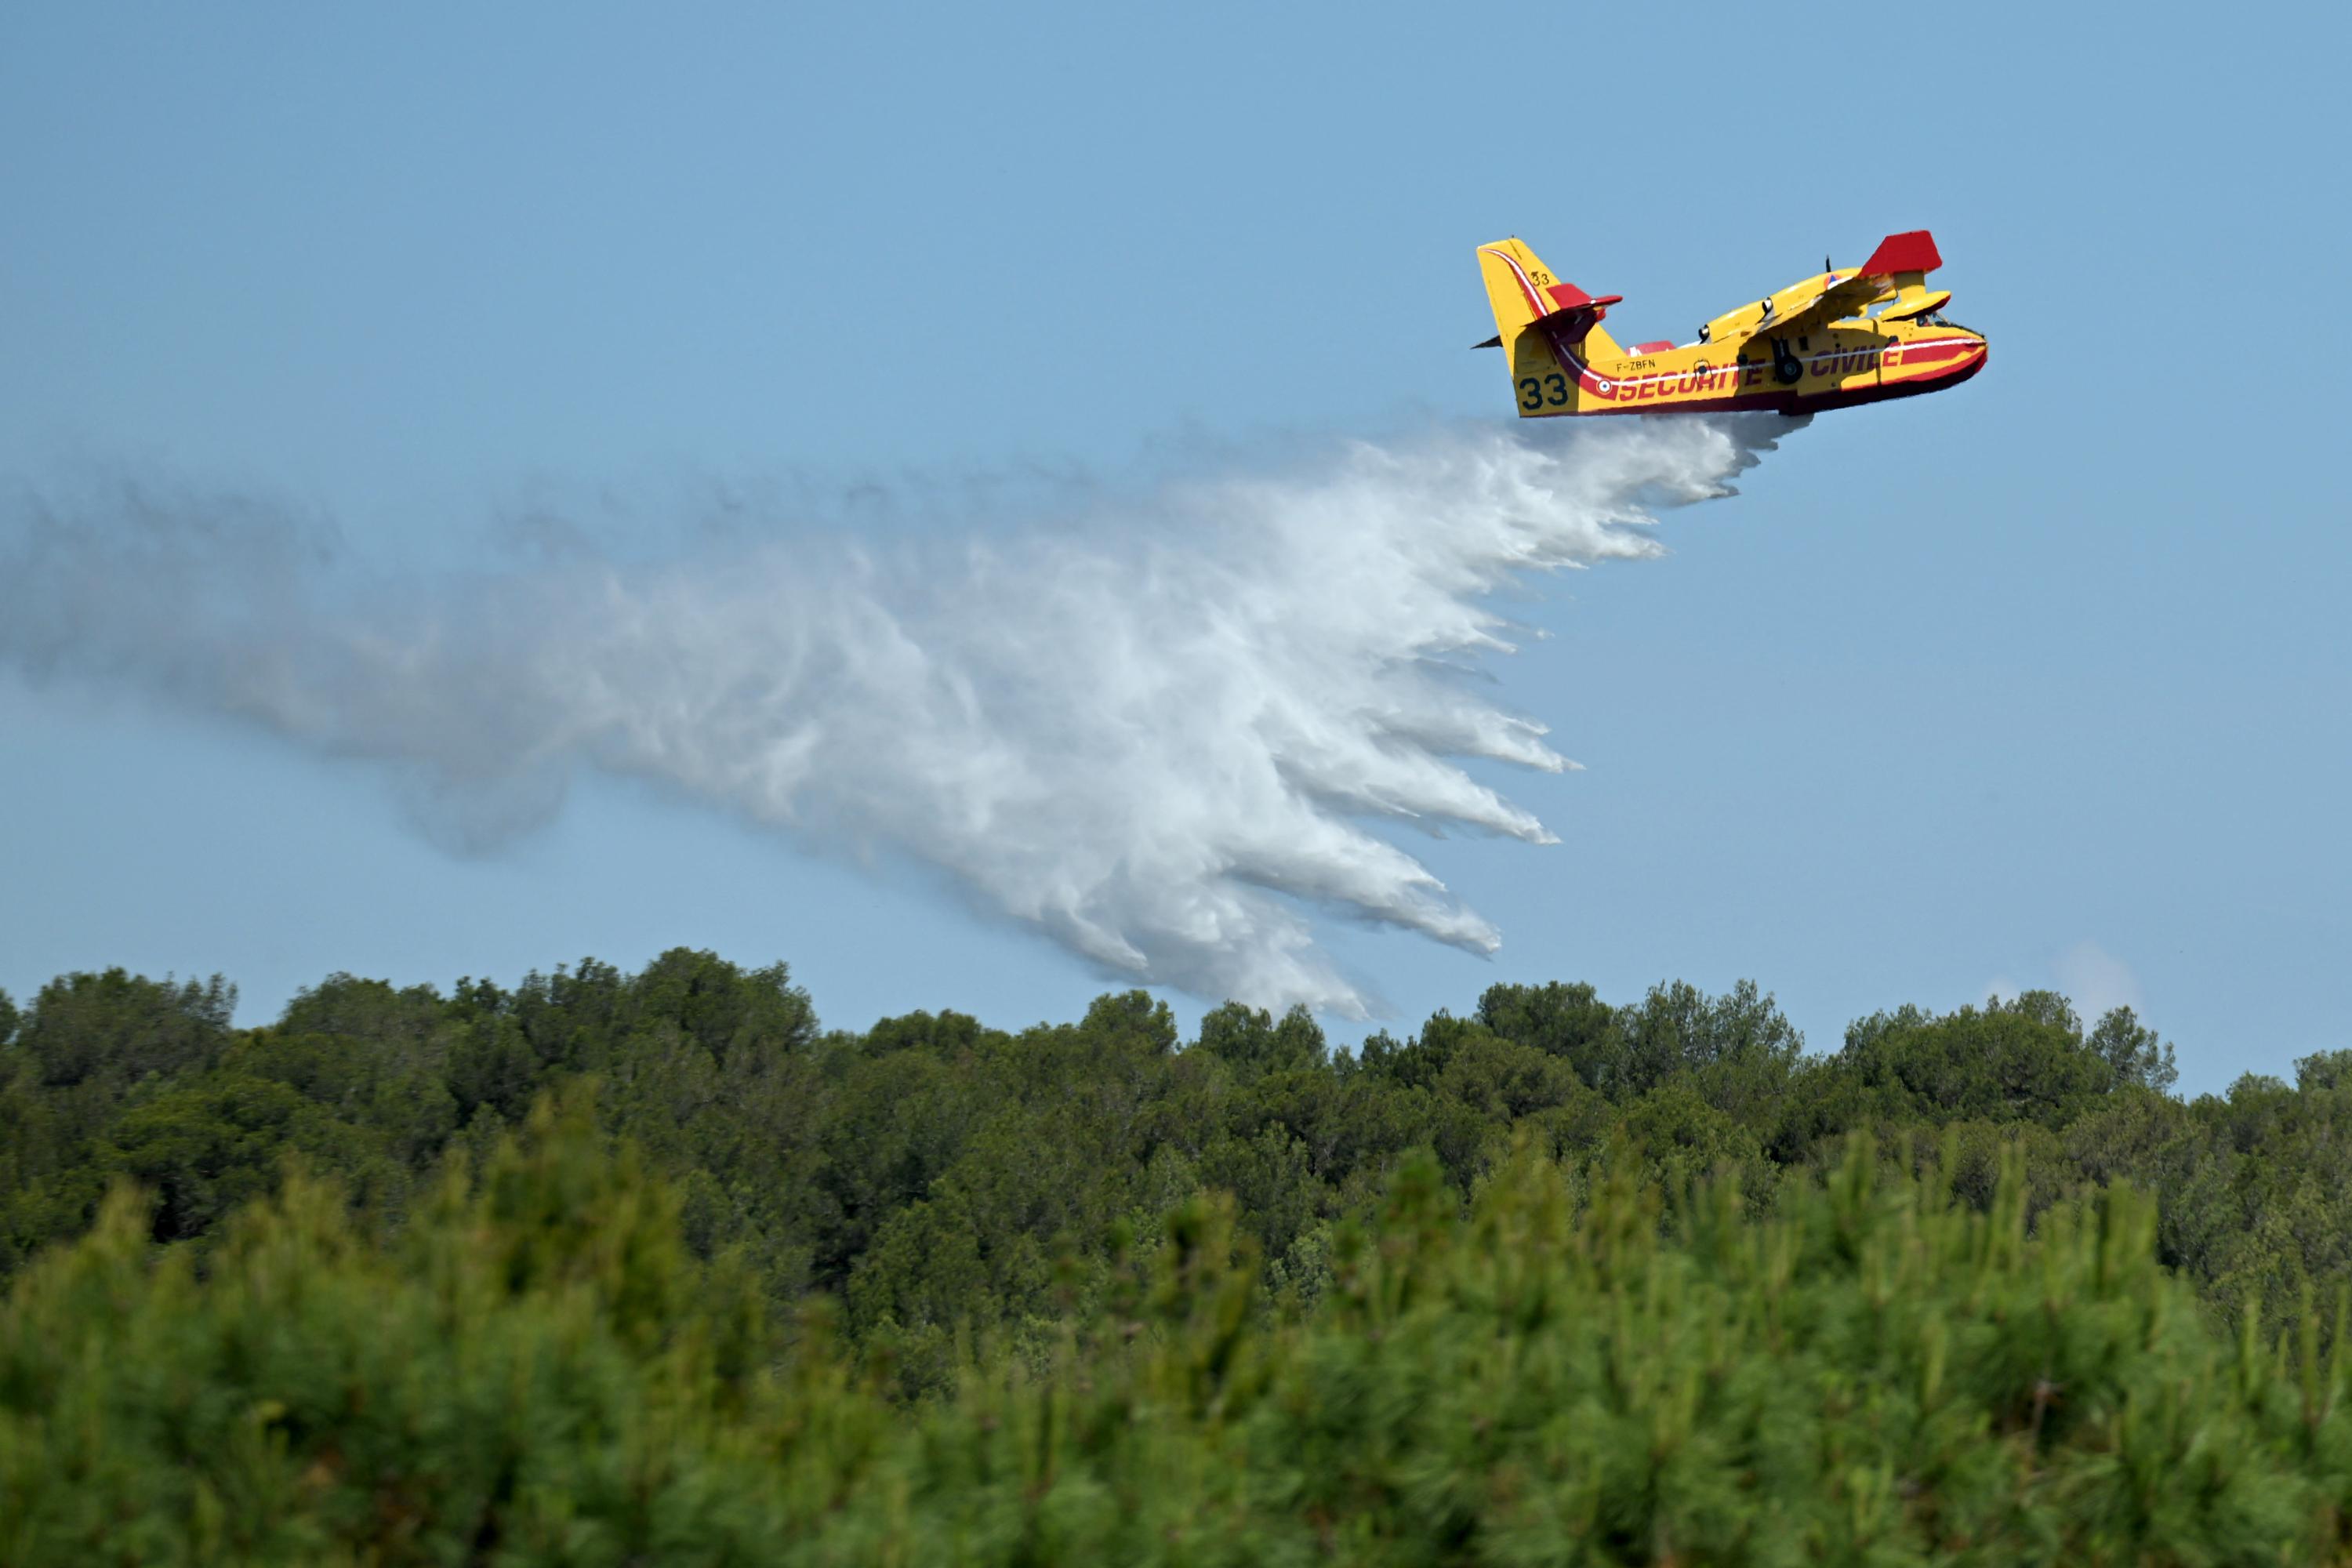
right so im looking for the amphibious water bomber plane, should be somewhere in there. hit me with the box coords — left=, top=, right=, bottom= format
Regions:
left=1475, top=230, right=1984, bottom=416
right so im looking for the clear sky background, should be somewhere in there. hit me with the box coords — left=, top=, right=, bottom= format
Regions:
left=3, top=2, right=2344, bottom=1094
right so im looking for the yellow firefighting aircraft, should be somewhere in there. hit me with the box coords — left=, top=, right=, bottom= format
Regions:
left=1474, top=230, right=1984, bottom=416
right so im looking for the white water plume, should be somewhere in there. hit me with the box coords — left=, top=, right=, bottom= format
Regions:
left=0, top=416, right=1800, bottom=1014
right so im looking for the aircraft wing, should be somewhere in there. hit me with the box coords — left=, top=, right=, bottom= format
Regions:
left=1769, top=231, right=1946, bottom=336
left=1770, top=274, right=1889, bottom=336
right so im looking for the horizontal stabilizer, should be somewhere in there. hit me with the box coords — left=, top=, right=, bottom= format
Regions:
left=1526, top=287, right=1624, bottom=350
left=1537, top=281, right=1623, bottom=314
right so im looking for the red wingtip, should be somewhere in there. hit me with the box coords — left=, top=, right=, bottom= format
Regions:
left=1860, top=229, right=1943, bottom=276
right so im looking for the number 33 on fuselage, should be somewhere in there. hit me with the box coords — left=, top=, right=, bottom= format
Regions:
left=1473, top=230, right=1985, bottom=417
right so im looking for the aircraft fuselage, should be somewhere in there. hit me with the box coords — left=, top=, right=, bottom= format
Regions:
left=1477, top=233, right=1986, bottom=419
left=1519, top=307, right=1987, bottom=418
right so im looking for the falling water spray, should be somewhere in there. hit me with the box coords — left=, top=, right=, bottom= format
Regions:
left=0, top=415, right=1802, bottom=1014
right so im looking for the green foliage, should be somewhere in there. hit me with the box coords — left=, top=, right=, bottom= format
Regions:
left=15, top=967, right=235, bottom=1091
left=5, top=949, right=2352, bottom=1559
left=0, top=970, right=240, bottom=1275
left=2, top=953, right=2336, bottom=1348
left=7, top=1113, right=2352, bottom=1563
left=2089, top=1004, right=2181, bottom=1093
left=1837, top=991, right=2116, bottom=1128
left=101, top=1072, right=386, bottom=1243
left=1196, top=1000, right=1324, bottom=1081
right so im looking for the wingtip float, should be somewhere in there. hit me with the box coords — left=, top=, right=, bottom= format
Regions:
left=1475, top=230, right=1984, bottom=416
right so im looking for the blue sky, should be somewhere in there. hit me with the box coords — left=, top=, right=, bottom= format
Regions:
left=3, top=2, right=2344, bottom=1093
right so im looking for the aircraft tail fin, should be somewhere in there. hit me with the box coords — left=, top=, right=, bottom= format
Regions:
left=1475, top=238, right=1622, bottom=413
left=1860, top=229, right=1944, bottom=311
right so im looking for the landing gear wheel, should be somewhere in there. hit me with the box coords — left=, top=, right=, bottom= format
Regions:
left=1771, top=339, right=1803, bottom=385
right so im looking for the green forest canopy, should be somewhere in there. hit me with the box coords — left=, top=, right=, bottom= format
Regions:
left=3, top=952, right=2350, bottom=1563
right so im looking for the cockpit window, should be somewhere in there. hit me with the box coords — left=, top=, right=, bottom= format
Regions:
left=1920, top=310, right=1977, bottom=333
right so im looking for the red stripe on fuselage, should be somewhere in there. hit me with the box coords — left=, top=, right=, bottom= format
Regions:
left=1532, top=340, right=1985, bottom=418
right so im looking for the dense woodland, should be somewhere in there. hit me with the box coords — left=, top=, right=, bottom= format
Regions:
left=3, top=949, right=2350, bottom=1563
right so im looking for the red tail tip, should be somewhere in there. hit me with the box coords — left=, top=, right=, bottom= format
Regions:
left=1860, top=230, right=1943, bottom=276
